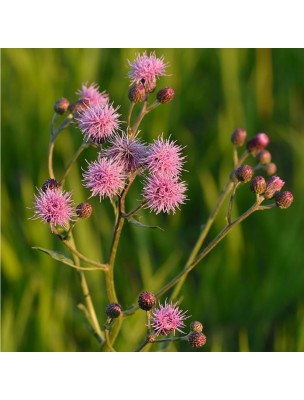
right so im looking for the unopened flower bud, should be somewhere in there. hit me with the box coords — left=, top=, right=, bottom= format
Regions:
left=188, top=331, right=207, bottom=348
left=190, top=321, right=203, bottom=333
left=264, top=176, right=285, bottom=199
left=264, top=162, right=277, bottom=176
left=231, top=128, right=247, bottom=147
left=76, top=202, right=92, bottom=219
left=250, top=176, right=266, bottom=194
left=54, top=98, right=70, bottom=115
left=128, top=83, right=146, bottom=103
left=42, top=178, right=59, bottom=192
left=157, top=87, right=175, bottom=104
left=275, top=191, right=294, bottom=209
left=69, top=100, right=87, bottom=116
left=235, top=165, right=254, bottom=183
left=138, top=291, right=156, bottom=311
left=246, top=133, right=270, bottom=155
left=141, top=78, right=156, bottom=93
left=256, top=150, right=271, bottom=165
left=105, top=302, right=122, bottom=319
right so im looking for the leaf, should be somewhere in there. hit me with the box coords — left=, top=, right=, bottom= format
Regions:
left=32, top=247, right=106, bottom=271
left=32, top=246, right=75, bottom=266
left=128, top=218, right=164, bottom=231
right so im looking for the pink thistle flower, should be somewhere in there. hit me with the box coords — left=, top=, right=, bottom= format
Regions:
left=82, top=157, right=125, bottom=200
left=128, top=52, right=168, bottom=89
left=151, top=300, right=190, bottom=336
left=145, top=136, right=185, bottom=177
left=143, top=174, right=187, bottom=215
left=104, top=133, right=147, bottom=173
left=76, top=82, right=109, bottom=106
left=31, top=188, right=75, bottom=230
left=76, top=103, right=121, bottom=143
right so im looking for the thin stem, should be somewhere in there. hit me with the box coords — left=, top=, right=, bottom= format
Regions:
left=127, top=102, right=135, bottom=135
left=105, top=329, right=116, bottom=352
left=124, top=199, right=263, bottom=316
left=59, top=142, right=89, bottom=185
left=227, top=182, right=239, bottom=225
left=233, top=146, right=238, bottom=167
left=61, top=238, right=108, bottom=270
left=136, top=336, right=187, bottom=352
left=68, top=233, right=104, bottom=343
left=130, top=100, right=160, bottom=137
left=131, top=100, right=147, bottom=137
left=122, top=201, right=147, bottom=219
left=170, top=150, right=249, bottom=300
left=47, top=114, right=73, bottom=180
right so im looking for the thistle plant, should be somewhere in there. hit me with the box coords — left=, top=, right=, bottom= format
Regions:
left=30, top=51, right=293, bottom=352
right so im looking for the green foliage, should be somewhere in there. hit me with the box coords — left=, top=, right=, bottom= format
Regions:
left=2, top=49, right=304, bottom=351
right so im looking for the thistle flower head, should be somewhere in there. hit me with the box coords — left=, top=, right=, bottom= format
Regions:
left=82, top=157, right=125, bottom=200
left=157, top=87, right=175, bottom=104
left=188, top=331, right=207, bottom=348
left=76, top=202, right=93, bottom=219
left=256, top=149, right=272, bottom=165
left=143, top=174, right=187, bottom=215
left=54, top=98, right=70, bottom=115
left=138, top=291, right=156, bottom=311
left=231, top=128, right=247, bottom=147
left=76, top=82, right=109, bottom=106
left=128, top=52, right=168, bottom=91
left=151, top=300, right=190, bottom=336
left=235, top=165, right=254, bottom=183
left=264, top=162, right=277, bottom=176
left=105, top=303, right=122, bottom=319
left=190, top=321, right=203, bottom=333
left=264, top=176, right=285, bottom=199
left=42, top=178, right=59, bottom=192
left=246, top=133, right=270, bottom=155
left=104, top=133, right=147, bottom=173
left=31, top=188, right=75, bottom=230
left=76, top=103, right=121, bottom=143
left=275, top=191, right=294, bottom=209
left=145, top=135, right=185, bottom=177
left=250, top=176, right=266, bottom=194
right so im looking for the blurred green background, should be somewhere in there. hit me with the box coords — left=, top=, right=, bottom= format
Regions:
left=1, top=48, right=304, bottom=352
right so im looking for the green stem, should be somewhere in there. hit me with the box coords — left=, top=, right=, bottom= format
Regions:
left=170, top=150, right=249, bottom=300
left=48, top=114, right=73, bottom=180
left=122, top=201, right=147, bottom=219
left=68, top=233, right=104, bottom=344
left=59, top=142, right=89, bottom=185
left=127, top=102, right=135, bottom=135
left=61, top=238, right=108, bottom=270
left=105, top=329, right=116, bottom=352
left=124, top=198, right=264, bottom=316
left=227, top=182, right=239, bottom=225
left=136, top=336, right=187, bottom=352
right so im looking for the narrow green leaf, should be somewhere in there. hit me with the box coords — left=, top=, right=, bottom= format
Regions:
left=32, top=246, right=75, bottom=266
left=128, top=218, right=164, bottom=231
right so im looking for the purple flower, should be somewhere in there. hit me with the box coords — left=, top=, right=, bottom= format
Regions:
left=145, top=136, right=185, bottom=177
left=128, top=52, right=168, bottom=89
left=143, top=174, right=187, bottom=214
left=31, top=188, right=75, bottom=230
left=76, top=82, right=109, bottom=106
left=76, top=103, right=121, bottom=143
left=151, top=300, right=190, bottom=336
left=82, top=157, right=125, bottom=200
left=104, top=133, right=147, bottom=173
